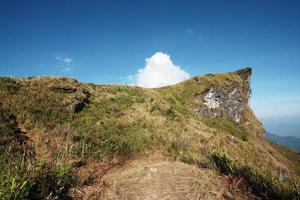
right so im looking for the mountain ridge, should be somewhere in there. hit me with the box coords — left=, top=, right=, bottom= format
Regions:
left=0, top=68, right=300, bottom=199
left=266, top=131, right=300, bottom=152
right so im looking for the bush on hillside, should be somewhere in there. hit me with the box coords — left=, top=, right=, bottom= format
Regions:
left=0, top=77, right=20, bottom=93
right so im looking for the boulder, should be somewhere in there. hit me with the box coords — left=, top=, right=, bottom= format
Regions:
left=67, top=90, right=90, bottom=113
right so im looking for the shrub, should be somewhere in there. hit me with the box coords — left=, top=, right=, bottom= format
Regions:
left=165, top=108, right=177, bottom=120
left=0, top=77, right=20, bottom=93
left=28, top=164, right=77, bottom=200
left=211, top=150, right=234, bottom=174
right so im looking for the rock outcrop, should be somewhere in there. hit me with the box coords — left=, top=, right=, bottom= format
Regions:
left=235, top=67, right=252, bottom=84
left=48, top=80, right=90, bottom=113
left=49, top=84, right=77, bottom=93
left=67, top=90, right=90, bottom=113
left=193, top=67, right=252, bottom=123
left=194, top=87, right=245, bottom=123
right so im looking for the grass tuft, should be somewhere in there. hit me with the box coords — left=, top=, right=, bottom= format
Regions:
left=0, top=77, right=20, bottom=93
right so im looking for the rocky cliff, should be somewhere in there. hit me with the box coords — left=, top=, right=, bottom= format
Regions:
left=193, top=68, right=251, bottom=123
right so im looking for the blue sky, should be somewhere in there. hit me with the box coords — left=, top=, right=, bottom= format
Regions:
left=0, top=0, right=300, bottom=119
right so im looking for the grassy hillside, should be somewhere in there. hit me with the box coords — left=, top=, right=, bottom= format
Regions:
left=0, top=70, right=299, bottom=199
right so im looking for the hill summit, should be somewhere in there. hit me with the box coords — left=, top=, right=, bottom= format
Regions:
left=0, top=68, right=299, bottom=199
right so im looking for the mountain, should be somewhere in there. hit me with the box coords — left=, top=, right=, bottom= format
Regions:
left=262, top=117, right=300, bottom=138
left=266, top=132, right=300, bottom=152
left=1, top=68, right=300, bottom=199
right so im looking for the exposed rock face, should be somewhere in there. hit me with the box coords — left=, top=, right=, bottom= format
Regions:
left=194, top=87, right=245, bottom=123
left=47, top=81, right=91, bottom=113
left=235, top=67, right=252, bottom=84
left=67, top=90, right=90, bottom=113
left=49, top=84, right=77, bottom=93
left=194, top=67, right=252, bottom=123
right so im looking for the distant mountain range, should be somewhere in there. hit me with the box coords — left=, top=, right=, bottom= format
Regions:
left=266, top=132, right=300, bottom=152
left=261, top=116, right=300, bottom=138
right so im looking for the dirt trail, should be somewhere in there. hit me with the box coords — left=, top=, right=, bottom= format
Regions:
left=70, top=151, right=254, bottom=200
left=100, top=161, right=224, bottom=200
left=18, top=127, right=255, bottom=200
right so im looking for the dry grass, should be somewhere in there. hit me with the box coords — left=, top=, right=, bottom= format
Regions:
left=71, top=150, right=254, bottom=200
left=1, top=71, right=300, bottom=199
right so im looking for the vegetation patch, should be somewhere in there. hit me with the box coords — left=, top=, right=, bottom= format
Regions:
left=0, top=77, right=20, bottom=93
left=202, top=117, right=248, bottom=141
left=0, top=148, right=77, bottom=200
left=0, top=104, right=78, bottom=200
left=27, top=164, right=77, bottom=200
left=78, top=118, right=154, bottom=160
left=112, top=95, right=134, bottom=107
left=1, top=74, right=300, bottom=199
left=0, top=104, right=20, bottom=138
left=170, top=147, right=211, bottom=169
left=211, top=150, right=300, bottom=200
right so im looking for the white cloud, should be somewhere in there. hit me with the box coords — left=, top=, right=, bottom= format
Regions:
left=63, top=66, right=74, bottom=71
left=129, top=52, right=190, bottom=88
left=55, top=56, right=73, bottom=64
left=55, top=56, right=74, bottom=71
left=62, top=57, right=73, bottom=64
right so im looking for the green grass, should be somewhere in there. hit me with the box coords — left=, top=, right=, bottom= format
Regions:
left=27, top=164, right=77, bottom=200
left=0, top=103, right=77, bottom=200
left=0, top=105, right=19, bottom=137
left=269, top=141, right=300, bottom=179
left=211, top=150, right=300, bottom=200
left=0, top=144, right=31, bottom=200
left=0, top=77, right=20, bottom=93
left=158, top=72, right=245, bottom=106
left=111, top=95, right=134, bottom=107
left=79, top=119, right=154, bottom=160
left=1, top=74, right=300, bottom=199
left=202, top=117, right=249, bottom=141
left=0, top=141, right=77, bottom=200
left=169, top=146, right=212, bottom=169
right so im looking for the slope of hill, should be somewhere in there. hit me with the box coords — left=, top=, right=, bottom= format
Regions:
left=266, top=132, right=300, bottom=152
left=0, top=68, right=300, bottom=199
